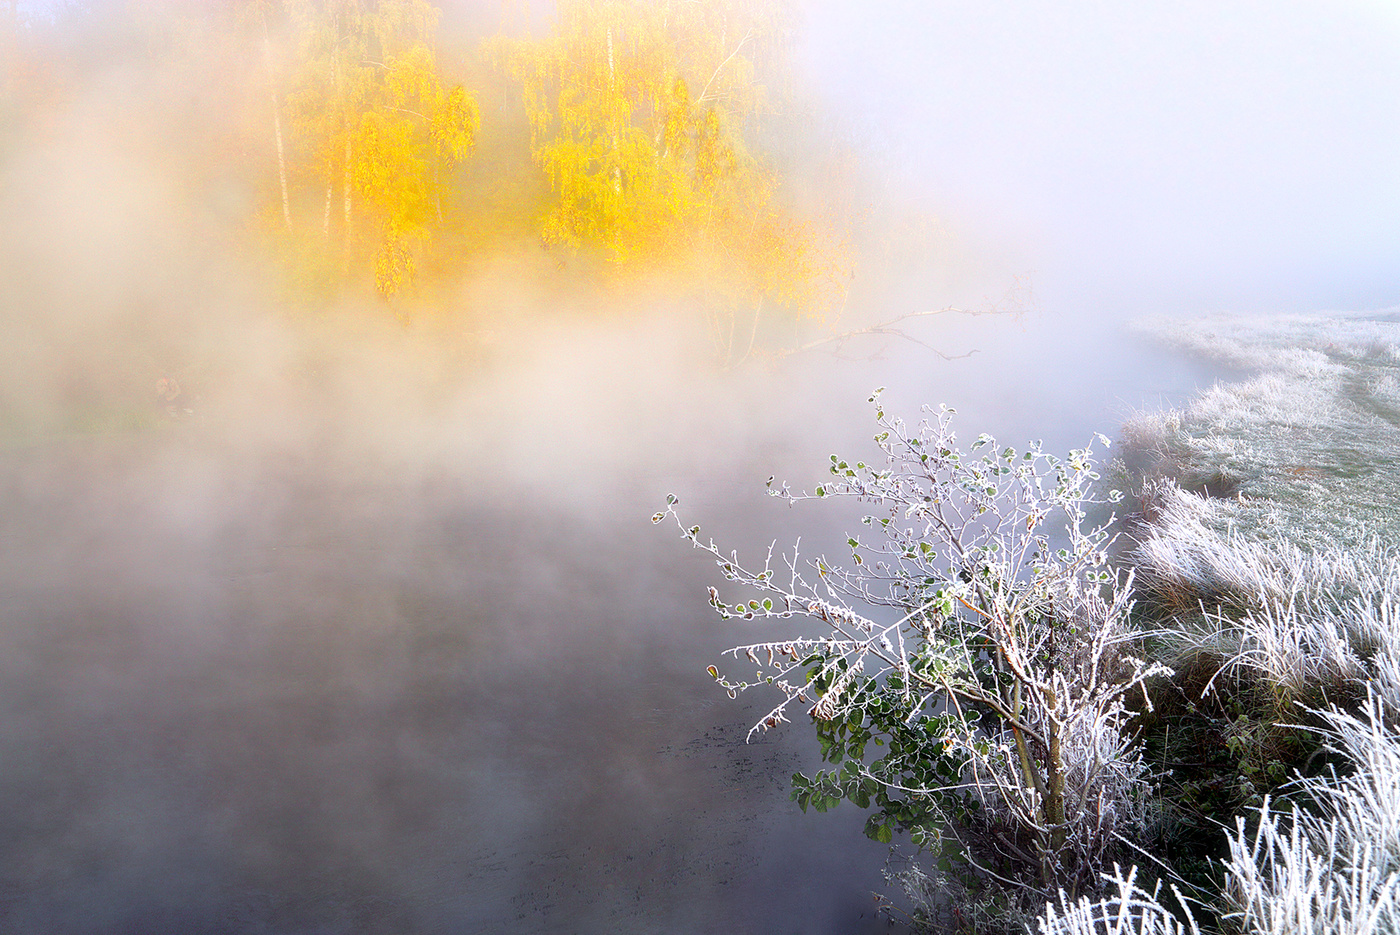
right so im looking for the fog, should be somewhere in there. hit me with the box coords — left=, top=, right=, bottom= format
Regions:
left=0, top=2, right=1395, bottom=933
left=800, top=0, right=1400, bottom=316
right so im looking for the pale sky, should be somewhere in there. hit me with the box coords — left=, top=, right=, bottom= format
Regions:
left=798, top=0, right=1400, bottom=315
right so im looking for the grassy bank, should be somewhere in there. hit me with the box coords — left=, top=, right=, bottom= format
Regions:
left=1061, top=310, right=1400, bottom=935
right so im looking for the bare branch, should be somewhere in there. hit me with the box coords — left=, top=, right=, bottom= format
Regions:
left=696, top=29, right=753, bottom=105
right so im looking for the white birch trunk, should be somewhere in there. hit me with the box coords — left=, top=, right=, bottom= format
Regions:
left=323, top=173, right=333, bottom=238
left=607, top=26, right=621, bottom=195
left=343, top=134, right=353, bottom=269
left=261, top=20, right=292, bottom=232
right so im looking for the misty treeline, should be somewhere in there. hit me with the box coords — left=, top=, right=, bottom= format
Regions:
left=1, top=0, right=846, bottom=352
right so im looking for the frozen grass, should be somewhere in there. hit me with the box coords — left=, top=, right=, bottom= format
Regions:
left=1032, top=866, right=1200, bottom=935
left=1133, top=310, right=1400, bottom=378
left=1222, top=693, right=1400, bottom=935
left=1120, top=310, right=1400, bottom=715
left=1032, top=696, right=1400, bottom=935
left=1093, top=311, right=1400, bottom=935
left=1125, top=478, right=1400, bottom=707
left=1022, top=310, right=1400, bottom=934
left=1125, top=311, right=1400, bottom=550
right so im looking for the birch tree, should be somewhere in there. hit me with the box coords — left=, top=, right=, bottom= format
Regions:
left=498, top=0, right=844, bottom=358
left=255, top=1, right=294, bottom=231
left=276, top=0, right=480, bottom=298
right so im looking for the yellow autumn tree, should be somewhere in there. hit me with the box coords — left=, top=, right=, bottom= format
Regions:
left=497, top=0, right=846, bottom=360
left=275, top=0, right=480, bottom=299
left=354, top=38, right=480, bottom=296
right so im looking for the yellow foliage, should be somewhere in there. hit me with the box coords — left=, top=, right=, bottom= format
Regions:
left=256, top=0, right=846, bottom=336
left=273, top=0, right=479, bottom=301
left=497, top=0, right=846, bottom=349
left=352, top=109, right=430, bottom=226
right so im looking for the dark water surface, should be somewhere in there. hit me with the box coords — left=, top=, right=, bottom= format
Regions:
left=0, top=311, right=1220, bottom=934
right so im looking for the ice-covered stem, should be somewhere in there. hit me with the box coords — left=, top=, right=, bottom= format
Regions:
left=1033, top=865, right=1201, bottom=935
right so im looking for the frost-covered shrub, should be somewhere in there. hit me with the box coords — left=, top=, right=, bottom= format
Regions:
left=658, top=394, right=1169, bottom=910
